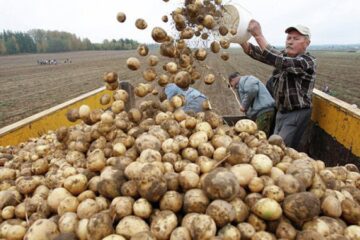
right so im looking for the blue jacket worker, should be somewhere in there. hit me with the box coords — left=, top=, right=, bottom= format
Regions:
left=164, top=83, right=208, bottom=113
left=228, top=73, right=275, bottom=136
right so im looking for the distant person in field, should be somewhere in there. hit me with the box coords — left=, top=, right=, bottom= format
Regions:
left=228, top=72, right=275, bottom=136
left=161, top=83, right=209, bottom=113
left=237, top=20, right=317, bottom=150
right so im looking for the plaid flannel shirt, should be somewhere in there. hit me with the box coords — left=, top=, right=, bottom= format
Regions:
left=246, top=43, right=317, bottom=112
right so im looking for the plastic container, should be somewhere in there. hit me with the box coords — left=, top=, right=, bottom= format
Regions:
left=221, top=3, right=253, bottom=44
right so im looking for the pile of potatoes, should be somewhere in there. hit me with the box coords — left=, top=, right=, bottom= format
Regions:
left=2, top=1, right=360, bottom=240
left=1, top=92, right=360, bottom=240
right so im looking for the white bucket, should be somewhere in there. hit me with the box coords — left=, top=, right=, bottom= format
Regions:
left=220, top=3, right=253, bottom=44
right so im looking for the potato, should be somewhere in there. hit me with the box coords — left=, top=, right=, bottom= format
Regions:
left=58, top=212, right=78, bottom=234
left=252, top=198, right=282, bottom=221
left=183, top=189, right=209, bottom=213
left=230, top=164, right=257, bottom=187
left=163, top=172, right=179, bottom=191
left=341, top=198, right=360, bottom=224
left=227, top=142, right=252, bottom=165
left=189, top=214, right=216, bottom=240
left=77, top=199, right=99, bottom=219
left=58, top=196, right=79, bottom=216
left=344, top=225, right=360, bottom=240
left=237, top=222, right=255, bottom=239
left=135, top=134, right=161, bottom=152
left=251, top=231, right=276, bottom=240
left=63, top=174, right=87, bottom=195
left=321, top=195, right=342, bottom=217
left=230, top=198, right=249, bottom=223
left=189, top=131, right=208, bottom=148
left=162, top=138, right=180, bottom=153
left=1, top=205, right=15, bottom=219
left=283, top=192, right=320, bottom=225
left=47, top=187, right=73, bottom=212
left=133, top=198, right=152, bottom=219
left=136, top=164, right=167, bottom=202
left=179, top=170, right=200, bottom=191
left=15, top=176, right=41, bottom=195
left=275, top=219, right=297, bottom=239
left=160, top=191, right=183, bottom=213
left=211, top=135, right=232, bottom=148
left=247, top=213, right=266, bottom=231
left=206, top=200, right=235, bottom=227
left=170, top=227, right=191, bottom=240
left=248, top=177, right=264, bottom=193
left=110, top=196, right=134, bottom=220
left=276, top=174, right=304, bottom=195
left=102, top=234, right=126, bottom=240
left=218, top=224, right=241, bottom=240
left=116, top=12, right=126, bottom=23
left=97, top=167, right=126, bottom=199
left=135, top=18, right=147, bottom=29
left=251, top=154, right=273, bottom=175
left=296, top=230, right=326, bottom=240
left=86, top=149, right=106, bottom=172
left=24, top=219, right=59, bottom=240
left=234, top=119, right=257, bottom=134
left=262, top=185, right=284, bottom=202
left=75, top=218, right=89, bottom=240
left=150, top=210, right=178, bottom=240
left=202, top=168, right=240, bottom=201
left=286, top=159, right=315, bottom=188
left=151, top=27, right=168, bottom=43
left=116, top=216, right=150, bottom=238
left=87, top=212, right=114, bottom=240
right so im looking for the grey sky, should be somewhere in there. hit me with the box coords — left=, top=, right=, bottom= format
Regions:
left=0, top=0, right=359, bottom=45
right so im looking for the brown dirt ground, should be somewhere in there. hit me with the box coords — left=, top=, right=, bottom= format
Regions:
left=0, top=49, right=359, bottom=128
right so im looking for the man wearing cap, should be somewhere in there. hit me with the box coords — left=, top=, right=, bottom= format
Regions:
left=238, top=20, right=317, bottom=150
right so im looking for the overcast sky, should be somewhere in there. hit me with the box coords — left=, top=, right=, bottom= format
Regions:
left=1, top=0, right=359, bottom=46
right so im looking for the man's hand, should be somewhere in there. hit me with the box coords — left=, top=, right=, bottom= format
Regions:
left=247, top=19, right=263, bottom=38
left=240, top=105, right=246, bottom=112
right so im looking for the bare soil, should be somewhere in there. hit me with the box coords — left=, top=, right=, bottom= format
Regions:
left=0, top=49, right=359, bottom=128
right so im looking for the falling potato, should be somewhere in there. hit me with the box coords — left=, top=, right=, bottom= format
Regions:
left=143, top=68, right=157, bottom=82
left=147, top=55, right=159, bottom=66
left=103, top=72, right=118, bottom=84
left=137, top=44, right=149, bottom=57
left=210, top=41, right=220, bottom=53
left=126, top=57, right=141, bottom=71
left=195, top=48, right=207, bottom=61
left=158, top=74, right=169, bottom=87
left=203, top=15, right=215, bottom=29
left=218, top=26, right=229, bottom=36
left=201, top=32, right=209, bottom=40
left=221, top=52, right=229, bottom=61
left=166, top=62, right=178, bottom=74
left=135, top=18, right=147, bottom=30
left=152, top=27, right=168, bottom=43
left=220, top=39, right=230, bottom=49
left=204, top=74, right=215, bottom=85
left=116, top=12, right=126, bottom=23
left=162, top=15, right=168, bottom=23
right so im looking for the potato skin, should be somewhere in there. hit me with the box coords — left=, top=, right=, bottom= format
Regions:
left=283, top=192, right=320, bottom=225
left=202, top=167, right=240, bottom=201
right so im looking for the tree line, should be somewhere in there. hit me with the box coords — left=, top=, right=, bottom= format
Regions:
left=0, top=29, right=140, bottom=55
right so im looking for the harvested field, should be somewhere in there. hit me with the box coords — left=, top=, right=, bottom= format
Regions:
left=0, top=49, right=359, bottom=128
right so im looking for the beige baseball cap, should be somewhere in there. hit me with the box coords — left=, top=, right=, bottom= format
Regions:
left=285, top=25, right=311, bottom=39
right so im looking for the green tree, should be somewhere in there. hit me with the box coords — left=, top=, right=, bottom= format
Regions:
left=0, top=39, right=7, bottom=54
left=5, top=36, right=19, bottom=54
